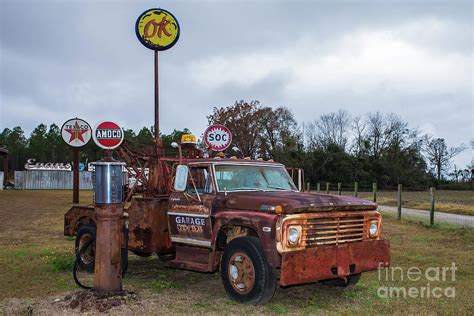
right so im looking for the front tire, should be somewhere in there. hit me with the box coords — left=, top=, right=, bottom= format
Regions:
left=221, top=237, right=277, bottom=304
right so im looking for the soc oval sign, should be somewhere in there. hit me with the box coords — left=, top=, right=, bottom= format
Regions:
left=204, top=125, right=232, bottom=151
left=93, top=121, right=124, bottom=150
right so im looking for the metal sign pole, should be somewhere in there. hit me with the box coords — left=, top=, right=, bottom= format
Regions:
left=154, top=49, right=160, bottom=143
left=73, top=148, right=80, bottom=204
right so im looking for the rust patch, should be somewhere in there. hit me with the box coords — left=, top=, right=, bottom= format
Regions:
left=280, top=240, right=390, bottom=286
left=126, top=197, right=172, bottom=254
left=170, top=204, right=210, bottom=214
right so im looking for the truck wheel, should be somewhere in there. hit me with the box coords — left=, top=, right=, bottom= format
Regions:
left=321, top=273, right=361, bottom=288
left=221, top=237, right=277, bottom=304
left=75, top=224, right=129, bottom=274
left=75, top=225, right=96, bottom=273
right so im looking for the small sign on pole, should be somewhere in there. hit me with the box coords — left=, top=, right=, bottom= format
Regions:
left=204, top=125, right=233, bottom=152
left=61, top=118, right=92, bottom=204
left=92, top=121, right=125, bottom=150
left=61, top=118, right=92, bottom=148
left=135, top=8, right=180, bottom=141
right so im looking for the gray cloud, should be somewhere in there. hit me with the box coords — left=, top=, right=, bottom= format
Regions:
left=0, top=0, right=472, bottom=167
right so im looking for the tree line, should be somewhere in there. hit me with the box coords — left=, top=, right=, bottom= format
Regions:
left=207, top=100, right=471, bottom=189
left=1, top=100, right=472, bottom=189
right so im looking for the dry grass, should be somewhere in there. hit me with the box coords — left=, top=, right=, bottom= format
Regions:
left=0, top=190, right=473, bottom=314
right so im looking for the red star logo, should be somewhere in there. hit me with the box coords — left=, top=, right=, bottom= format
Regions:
left=65, top=121, right=88, bottom=143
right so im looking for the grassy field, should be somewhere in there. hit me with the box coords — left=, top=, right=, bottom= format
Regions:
left=0, top=190, right=473, bottom=314
left=335, top=190, right=474, bottom=216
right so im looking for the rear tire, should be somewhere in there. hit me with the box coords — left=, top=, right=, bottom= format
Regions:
left=221, top=237, right=277, bottom=304
left=132, top=250, right=152, bottom=257
left=75, top=224, right=128, bottom=274
left=75, top=225, right=96, bottom=273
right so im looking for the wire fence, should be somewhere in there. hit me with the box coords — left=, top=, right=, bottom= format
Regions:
left=305, top=181, right=474, bottom=228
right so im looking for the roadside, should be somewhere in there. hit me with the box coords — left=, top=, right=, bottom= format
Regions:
left=355, top=190, right=474, bottom=216
left=379, top=205, right=474, bottom=228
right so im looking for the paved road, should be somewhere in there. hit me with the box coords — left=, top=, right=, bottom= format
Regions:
left=378, top=205, right=474, bottom=228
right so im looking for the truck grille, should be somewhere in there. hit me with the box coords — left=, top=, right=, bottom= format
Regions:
left=304, top=215, right=365, bottom=246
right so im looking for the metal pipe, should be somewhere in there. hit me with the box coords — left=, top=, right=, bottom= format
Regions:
left=154, top=49, right=160, bottom=141
left=73, top=149, right=79, bottom=204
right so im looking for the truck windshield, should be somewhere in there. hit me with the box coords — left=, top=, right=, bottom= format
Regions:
left=214, top=164, right=297, bottom=192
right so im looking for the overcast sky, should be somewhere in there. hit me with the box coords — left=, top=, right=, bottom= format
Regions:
left=0, top=0, right=472, bottom=168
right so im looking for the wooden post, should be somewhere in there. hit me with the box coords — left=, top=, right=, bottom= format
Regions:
left=430, top=187, right=435, bottom=226
left=316, top=182, right=321, bottom=193
left=337, top=182, right=342, bottom=195
left=326, top=182, right=330, bottom=194
left=372, top=182, right=377, bottom=203
left=73, top=148, right=80, bottom=204
left=397, top=184, right=402, bottom=220
left=306, top=182, right=310, bottom=193
left=354, top=181, right=358, bottom=197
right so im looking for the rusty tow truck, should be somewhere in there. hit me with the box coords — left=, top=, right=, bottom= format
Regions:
left=64, top=136, right=390, bottom=304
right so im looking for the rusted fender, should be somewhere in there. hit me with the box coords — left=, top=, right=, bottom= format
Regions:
left=211, top=211, right=281, bottom=268
left=64, top=205, right=95, bottom=236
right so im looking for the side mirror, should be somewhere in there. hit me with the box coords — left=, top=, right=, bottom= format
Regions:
left=174, top=165, right=188, bottom=192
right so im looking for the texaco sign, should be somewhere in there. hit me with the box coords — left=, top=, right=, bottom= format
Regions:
left=61, top=118, right=92, bottom=147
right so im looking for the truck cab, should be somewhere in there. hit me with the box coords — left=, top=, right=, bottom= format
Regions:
left=65, top=145, right=390, bottom=304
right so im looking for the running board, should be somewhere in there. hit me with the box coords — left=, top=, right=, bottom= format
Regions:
left=165, top=245, right=216, bottom=272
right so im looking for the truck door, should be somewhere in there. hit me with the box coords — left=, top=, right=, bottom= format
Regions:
left=168, top=164, right=214, bottom=248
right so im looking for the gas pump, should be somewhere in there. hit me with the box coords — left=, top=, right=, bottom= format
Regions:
left=92, top=160, right=126, bottom=293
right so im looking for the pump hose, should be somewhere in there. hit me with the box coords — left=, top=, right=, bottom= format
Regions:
left=72, top=237, right=95, bottom=289
left=72, top=223, right=129, bottom=290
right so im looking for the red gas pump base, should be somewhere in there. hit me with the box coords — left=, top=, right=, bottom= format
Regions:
left=93, top=204, right=124, bottom=293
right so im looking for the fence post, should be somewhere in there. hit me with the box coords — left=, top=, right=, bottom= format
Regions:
left=354, top=182, right=358, bottom=197
left=326, top=182, right=330, bottom=194
left=317, top=182, right=321, bottom=193
left=372, top=182, right=377, bottom=203
left=337, top=182, right=342, bottom=195
left=430, top=187, right=435, bottom=226
left=306, top=182, right=310, bottom=193
left=397, top=184, right=402, bottom=220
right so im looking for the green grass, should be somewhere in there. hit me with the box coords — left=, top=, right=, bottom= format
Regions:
left=42, top=249, right=75, bottom=272
left=265, top=303, right=289, bottom=314
left=146, top=279, right=178, bottom=292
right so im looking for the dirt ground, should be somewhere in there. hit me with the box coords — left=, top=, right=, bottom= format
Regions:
left=0, top=190, right=473, bottom=314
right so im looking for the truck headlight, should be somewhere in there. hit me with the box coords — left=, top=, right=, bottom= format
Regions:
left=288, top=226, right=301, bottom=245
left=369, top=221, right=378, bottom=237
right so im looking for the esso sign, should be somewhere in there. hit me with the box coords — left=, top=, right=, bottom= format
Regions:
left=61, top=118, right=92, bottom=148
left=204, top=125, right=232, bottom=151
left=93, top=121, right=124, bottom=150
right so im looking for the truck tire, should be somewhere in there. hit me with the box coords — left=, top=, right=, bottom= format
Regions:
left=75, top=225, right=96, bottom=273
left=321, top=273, right=361, bottom=288
left=221, top=237, right=277, bottom=304
left=75, top=224, right=128, bottom=274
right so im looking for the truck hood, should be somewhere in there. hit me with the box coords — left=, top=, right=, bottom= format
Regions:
left=215, top=191, right=377, bottom=213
